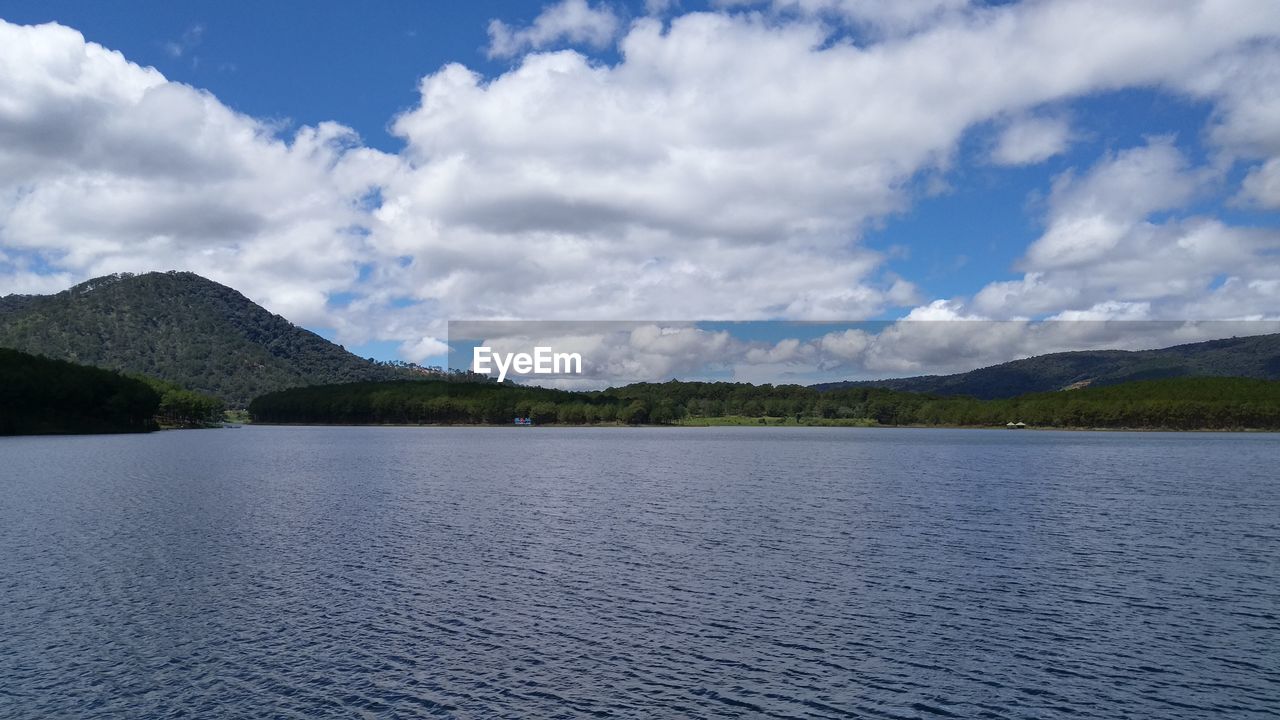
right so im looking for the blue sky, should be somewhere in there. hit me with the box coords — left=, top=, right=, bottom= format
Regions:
left=0, top=1, right=510, bottom=152
left=0, top=1, right=1277, bottom=377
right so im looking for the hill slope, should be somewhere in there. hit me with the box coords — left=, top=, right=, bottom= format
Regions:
left=813, top=333, right=1280, bottom=399
left=0, top=272, right=408, bottom=406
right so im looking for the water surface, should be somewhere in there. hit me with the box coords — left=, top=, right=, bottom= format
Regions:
left=1, top=427, right=1277, bottom=718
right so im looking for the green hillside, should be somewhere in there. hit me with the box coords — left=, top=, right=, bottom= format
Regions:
left=249, top=376, right=1280, bottom=430
left=0, top=271, right=412, bottom=407
left=814, top=333, right=1280, bottom=399
left=0, top=348, right=159, bottom=435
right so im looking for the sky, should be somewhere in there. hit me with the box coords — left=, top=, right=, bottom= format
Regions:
left=1, top=0, right=1278, bottom=382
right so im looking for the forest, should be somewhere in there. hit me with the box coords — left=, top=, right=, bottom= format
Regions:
left=132, top=375, right=226, bottom=428
left=247, top=375, right=1280, bottom=430
left=0, top=348, right=161, bottom=435
left=0, top=271, right=418, bottom=406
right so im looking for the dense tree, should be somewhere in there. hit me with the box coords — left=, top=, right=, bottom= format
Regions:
left=131, top=376, right=226, bottom=427
left=0, top=348, right=160, bottom=435
left=248, top=376, right=1280, bottom=430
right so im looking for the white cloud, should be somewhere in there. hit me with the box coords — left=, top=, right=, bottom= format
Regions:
left=817, top=328, right=872, bottom=360
left=399, top=336, right=450, bottom=363
left=1021, top=139, right=1206, bottom=270
left=990, top=113, right=1072, bottom=165
left=450, top=318, right=1280, bottom=389
left=1239, top=157, right=1280, bottom=208
left=3, top=3, right=1280, bottom=368
left=163, top=24, right=203, bottom=58
left=960, top=140, right=1280, bottom=320
left=853, top=319, right=1280, bottom=377
left=1176, top=41, right=1280, bottom=208
left=645, top=0, right=679, bottom=15
left=487, top=0, right=620, bottom=59
left=1178, top=42, right=1280, bottom=159
left=717, top=0, right=972, bottom=36
left=1048, top=301, right=1152, bottom=322
left=0, top=20, right=396, bottom=329
left=380, top=2, right=1280, bottom=329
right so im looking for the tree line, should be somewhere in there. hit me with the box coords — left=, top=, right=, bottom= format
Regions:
left=0, top=348, right=160, bottom=435
left=247, top=376, right=1280, bottom=430
left=131, top=375, right=226, bottom=427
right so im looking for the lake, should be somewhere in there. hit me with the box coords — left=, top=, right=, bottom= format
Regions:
left=1, top=427, right=1276, bottom=718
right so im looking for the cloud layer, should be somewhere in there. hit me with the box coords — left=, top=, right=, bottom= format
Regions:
left=452, top=319, right=1280, bottom=388
left=1, top=1, right=1279, bottom=368
left=0, top=20, right=395, bottom=325
left=487, top=0, right=620, bottom=58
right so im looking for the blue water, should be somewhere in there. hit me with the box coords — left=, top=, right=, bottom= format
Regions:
left=0, top=427, right=1277, bottom=718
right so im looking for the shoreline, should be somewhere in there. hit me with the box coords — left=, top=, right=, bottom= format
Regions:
left=243, top=421, right=1279, bottom=433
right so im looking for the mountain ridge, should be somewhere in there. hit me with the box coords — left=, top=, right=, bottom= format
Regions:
left=0, top=271, right=412, bottom=407
left=5, top=271, right=1279, bottom=406
left=813, top=333, right=1280, bottom=399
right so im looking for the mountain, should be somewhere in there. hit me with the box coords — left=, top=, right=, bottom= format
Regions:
left=0, top=271, right=411, bottom=407
left=813, top=333, right=1280, bottom=399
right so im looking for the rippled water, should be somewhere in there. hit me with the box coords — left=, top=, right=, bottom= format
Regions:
left=1, top=427, right=1277, bottom=718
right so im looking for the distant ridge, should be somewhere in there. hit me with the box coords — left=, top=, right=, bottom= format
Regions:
left=0, top=271, right=412, bottom=406
left=813, top=333, right=1280, bottom=399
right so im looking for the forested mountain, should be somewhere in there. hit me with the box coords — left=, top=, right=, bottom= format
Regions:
left=814, top=333, right=1280, bottom=399
left=0, top=272, right=412, bottom=407
left=8, top=270, right=1278, bottom=411
left=249, top=376, right=1280, bottom=430
left=0, top=348, right=159, bottom=435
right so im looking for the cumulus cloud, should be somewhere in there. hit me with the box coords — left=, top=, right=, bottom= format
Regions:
left=717, top=0, right=972, bottom=36
left=1176, top=41, right=1280, bottom=207
left=3, top=2, right=1280, bottom=370
left=990, top=113, right=1072, bottom=165
left=961, top=139, right=1280, bottom=320
left=1238, top=157, right=1280, bottom=208
left=400, top=336, right=451, bottom=363
left=0, top=20, right=396, bottom=331
left=1021, top=139, right=1206, bottom=270
left=1178, top=42, right=1280, bottom=159
left=379, top=2, right=1280, bottom=330
left=817, top=328, right=872, bottom=360
left=844, top=319, right=1280, bottom=377
left=645, top=0, right=679, bottom=15
left=447, top=318, right=1280, bottom=388
left=487, top=0, right=620, bottom=59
